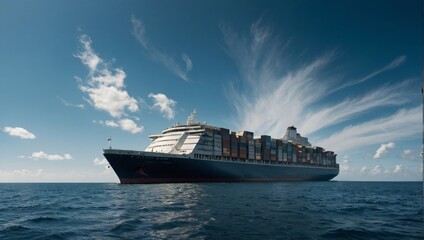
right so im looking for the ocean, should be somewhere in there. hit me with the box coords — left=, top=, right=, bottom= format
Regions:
left=0, top=182, right=422, bottom=240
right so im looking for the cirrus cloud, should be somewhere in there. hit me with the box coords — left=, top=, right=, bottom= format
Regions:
left=222, top=19, right=418, bottom=156
left=131, top=15, right=192, bottom=81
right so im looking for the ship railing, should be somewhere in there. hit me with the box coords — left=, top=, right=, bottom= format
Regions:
left=193, top=153, right=338, bottom=168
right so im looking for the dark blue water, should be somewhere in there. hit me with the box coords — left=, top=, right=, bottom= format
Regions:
left=0, top=182, right=422, bottom=240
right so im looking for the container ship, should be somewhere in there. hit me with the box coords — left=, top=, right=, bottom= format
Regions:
left=103, top=111, right=339, bottom=184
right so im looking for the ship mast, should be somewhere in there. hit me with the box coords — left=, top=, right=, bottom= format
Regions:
left=187, top=109, right=197, bottom=125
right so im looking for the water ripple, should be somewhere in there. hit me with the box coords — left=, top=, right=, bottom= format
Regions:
left=0, top=182, right=422, bottom=240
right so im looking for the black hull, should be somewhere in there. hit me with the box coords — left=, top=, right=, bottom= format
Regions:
left=103, top=150, right=339, bottom=184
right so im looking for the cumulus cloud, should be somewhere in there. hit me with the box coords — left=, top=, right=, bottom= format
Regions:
left=93, top=158, right=108, bottom=166
left=131, top=15, right=192, bottom=81
left=369, top=165, right=383, bottom=175
left=373, top=142, right=396, bottom=159
left=222, top=19, right=418, bottom=152
left=76, top=34, right=139, bottom=118
left=392, top=164, right=406, bottom=174
left=75, top=35, right=102, bottom=73
left=399, top=149, right=418, bottom=160
left=149, top=93, right=177, bottom=119
left=104, top=120, right=119, bottom=127
left=3, top=127, right=36, bottom=139
left=97, top=119, right=143, bottom=134
left=340, top=156, right=352, bottom=172
left=0, top=169, right=43, bottom=178
left=31, top=151, right=72, bottom=161
left=93, top=158, right=113, bottom=175
left=118, top=119, right=144, bottom=134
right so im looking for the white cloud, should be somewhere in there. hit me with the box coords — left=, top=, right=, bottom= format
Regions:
left=31, top=151, right=72, bottom=161
left=373, top=142, right=396, bottom=159
left=80, top=76, right=138, bottom=118
left=319, top=106, right=421, bottom=152
left=0, top=169, right=43, bottom=178
left=93, top=158, right=108, bottom=166
left=76, top=34, right=139, bottom=118
left=97, top=119, right=143, bottom=134
left=182, top=54, right=193, bottom=72
left=118, top=119, right=144, bottom=134
left=93, top=158, right=113, bottom=175
left=340, top=156, right=352, bottom=172
left=3, top=127, right=36, bottom=139
left=392, top=164, right=405, bottom=174
left=403, top=149, right=412, bottom=155
left=221, top=19, right=414, bottom=149
left=299, top=81, right=411, bottom=136
left=104, top=120, right=119, bottom=127
left=369, top=165, right=383, bottom=175
left=75, top=35, right=102, bottom=73
left=336, top=55, right=406, bottom=90
left=60, top=98, right=85, bottom=109
left=131, top=15, right=192, bottom=81
left=399, top=149, right=418, bottom=160
left=360, top=166, right=368, bottom=174
left=149, top=93, right=177, bottom=119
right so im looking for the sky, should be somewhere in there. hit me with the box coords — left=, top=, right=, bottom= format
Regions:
left=0, top=0, right=422, bottom=182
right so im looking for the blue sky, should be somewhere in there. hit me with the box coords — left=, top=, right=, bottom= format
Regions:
left=0, top=0, right=422, bottom=182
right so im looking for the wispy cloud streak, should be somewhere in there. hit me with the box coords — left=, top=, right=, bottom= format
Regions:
left=131, top=15, right=192, bottom=81
left=59, top=97, right=84, bottom=109
left=336, top=55, right=406, bottom=90
left=318, top=106, right=421, bottom=151
left=223, top=19, right=418, bottom=151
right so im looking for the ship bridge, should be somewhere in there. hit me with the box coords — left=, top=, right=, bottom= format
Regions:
left=145, top=110, right=221, bottom=156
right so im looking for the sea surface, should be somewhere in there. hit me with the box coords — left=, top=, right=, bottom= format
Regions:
left=0, top=182, right=422, bottom=240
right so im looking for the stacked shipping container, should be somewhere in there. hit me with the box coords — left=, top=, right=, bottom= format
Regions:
left=261, top=135, right=271, bottom=161
left=236, top=131, right=248, bottom=160
left=246, top=132, right=254, bottom=160
left=276, top=140, right=283, bottom=161
left=270, top=139, right=277, bottom=161
left=221, top=128, right=230, bottom=157
left=206, top=126, right=336, bottom=167
left=230, top=132, right=239, bottom=158
left=254, top=139, right=261, bottom=161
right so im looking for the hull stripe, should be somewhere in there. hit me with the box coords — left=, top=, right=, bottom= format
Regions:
left=120, top=177, right=326, bottom=184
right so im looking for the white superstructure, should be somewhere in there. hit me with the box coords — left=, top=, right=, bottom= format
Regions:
left=282, top=126, right=311, bottom=146
left=145, top=111, right=221, bottom=156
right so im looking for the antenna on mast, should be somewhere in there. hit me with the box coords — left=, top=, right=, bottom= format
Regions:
left=108, top=137, right=112, bottom=149
left=187, top=109, right=197, bottom=125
